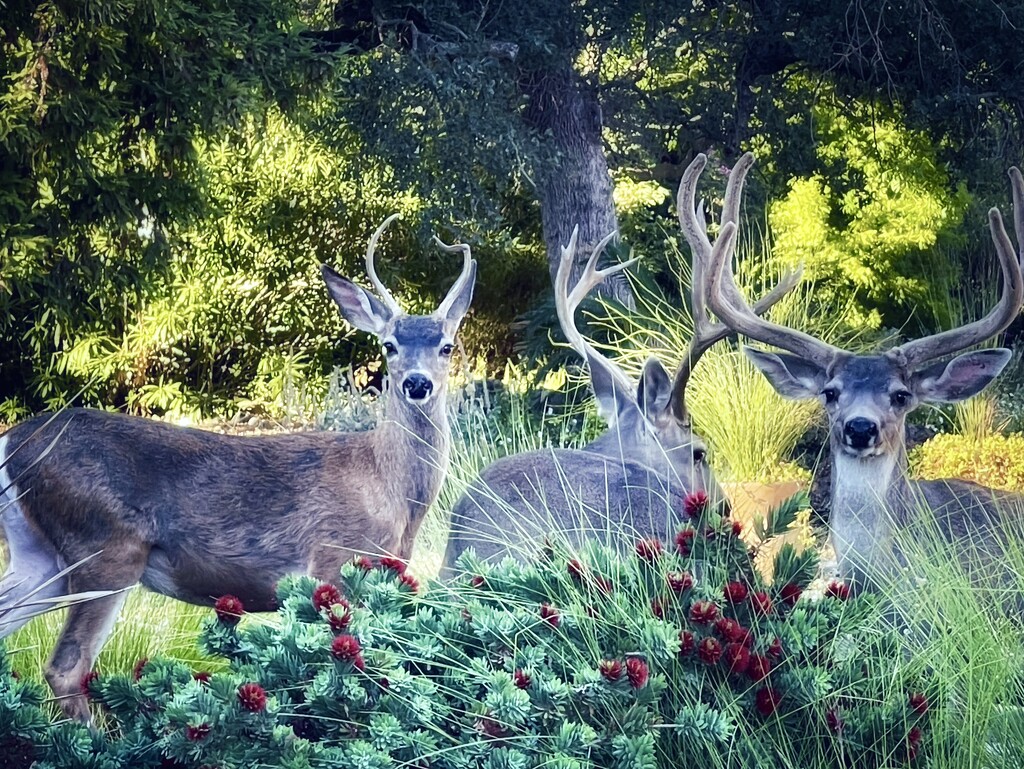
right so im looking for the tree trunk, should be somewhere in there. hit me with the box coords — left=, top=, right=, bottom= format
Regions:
left=525, top=66, right=634, bottom=307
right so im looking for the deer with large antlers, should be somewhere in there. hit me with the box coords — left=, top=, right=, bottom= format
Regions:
left=682, top=151, right=1024, bottom=593
left=443, top=217, right=798, bottom=570
left=0, top=215, right=476, bottom=721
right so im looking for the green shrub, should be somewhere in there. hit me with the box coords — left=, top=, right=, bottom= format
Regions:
left=910, top=433, right=1024, bottom=492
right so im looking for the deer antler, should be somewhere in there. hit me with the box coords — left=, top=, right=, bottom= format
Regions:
left=364, top=214, right=404, bottom=315
left=554, top=225, right=639, bottom=398
left=433, top=235, right=477, bottom=317
left=670, top=153, right=804, bottom=422
left=894, top=167, right=1024, bottom=368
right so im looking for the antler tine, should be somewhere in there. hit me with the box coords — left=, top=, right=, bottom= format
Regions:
left=364, top=213, right=403, bottom=315
left=896, top=166, right=1024, bottom=368
left=433, top=234, right=477, bottom=317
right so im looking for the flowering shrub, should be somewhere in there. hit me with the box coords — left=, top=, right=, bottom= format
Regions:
left=0, top=494, right=937, bottom=767
left=911, top=432, right=1024, bottom=492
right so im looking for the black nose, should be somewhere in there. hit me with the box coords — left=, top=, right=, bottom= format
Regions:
left=843, top=417, right=878, bottom=449
left=402, top=374, right=433, bottom=401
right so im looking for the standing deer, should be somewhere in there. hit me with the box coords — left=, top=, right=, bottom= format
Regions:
left=682, top=151, right=1024, bottom=593
left=444, top=216, right=798, bottom=570
left=0, top=214, right=476, bottom=720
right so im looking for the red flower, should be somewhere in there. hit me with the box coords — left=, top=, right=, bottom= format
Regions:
left=723, top=581, right=749, bottom=605
left=132, top=657, right=149, bottom=681
left=237, top=682, right=267, bottom=712
left=312, top=583, right=344, bottom=612
left=567, top=559, right=585, bottom=580
left=768, top=637, right=783, bottom=658
left=667, top=571, right=694, bottom=593
left=328, top=604, right=352, bottom=632
left=625, top=657, right=649, bottom=689
left=714, top=617, right=745, bottom=643
left=675, top=528, right=696, bottom=556
left=214, top=594, right=244, bottom=625
left=825, top=708, right=843, bottom=733
left=353, top=555, right=374, bottom=571
left=724, top=642, right=751, bottom=676
left=779, top=583, right=802, bottom=606
left=635, top=538, right=663, bottom=561
left=379, top=556, right=407, bottom=575
left=193, top=671, right=211, bottom=685
left=679, top=630, right=695, bottom=657
left=684, top=491, right=709, bottom=518
left=330, top=634, right=362, bottom=662
left=469, top=575, right=486, bottom=588
left=689, top=600, right=719, bottom=625
left=540, top=603, right=560, bottom=627
left=697, top=636, right=723, bottom=665
left=593, top=575, right=614, bottom=594
left=398, top=572, right=419, bottom=592
left=755, top=687, right=782, bottom=716
left=650, top=597, right=665, bottom=619
left=747, top=654, right=773, bottom=683
left=476, top=715, right=507, bottom=739
left=514, top=669, right=531, bottom=689
left=907, top=726, right=923, bottom=759
left=186, top=723, right=211, bottom=741
left=825, top=581, right=850, bottom=600
left=750, top=591, right=773, bottom=617
left=79, top=671, right=99, bottom=699
left=730, top=520, right=744, bottom=537
left=909, top=692, right=929, bottom=716
left=352, top=654, right=366, bottom=671
left=599, top=659, right=623, bottom=682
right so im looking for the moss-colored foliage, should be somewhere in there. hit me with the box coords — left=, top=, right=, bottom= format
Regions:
left=911, top=433, right=1024, bottom=493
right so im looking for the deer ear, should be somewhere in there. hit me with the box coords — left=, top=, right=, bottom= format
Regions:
left=582, top=345, right=636, bottom=424
left=321, top=264, right=392, bottom=336
left=744, top=348, right=825, bottom=399
left=440, top=261, right=478, bottom=334
left=636, top=357, right=673, bottom=418
left=914, top=349, right=1013, bottom=403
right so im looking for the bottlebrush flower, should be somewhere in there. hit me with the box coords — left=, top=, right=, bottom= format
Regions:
left=79, top=671, right=99, bottom=698
left=186, top=723, right=211, bottom=741
left=747, top=654, right=772, bottom=683
left=675, top=528, right=696, bottom=556
left=909, top=692, right=929, bottom=716
left=237, top=682, right=267, bottom=712
left=697, top=636, right=723, bottom=665
left=750, top=591, right=773, bottom=617
left=514, top=669, right=531, bottom=689
left=679, top=630, right=695, bottom=657
left=398, top=572, right=419, bottom=592
left=825, top=580, right=850, bottom=600
left=353, top=555, right=374, bottom=571
left=714, top=617, right=744, bottom=643
left=684, top=491, right=709, bottom=518
left=379, top=555, right=407, bottom=574
left=132, top=657, right=149, bottom=681
left=779, top=583, right=802, bottom=606
left=214, top=594, right=244, bottom=625
left=540, top=603, right=560, bottom=627
left=330, top=634, right=362, bottom=662
left=312, top=583, right=344, bottom=612
left=327, top=604, right=352, bottom=632
left=635, top=538, right=663, bottom=561
left=723, top=581, right=749, bottom=604
left=724, top=642, right=751, bottom=676
left=667, top=571, right=694, bottom=593
left=755, top=687, right=782, bottom=716
left=625, top=657, right=649, bottom=689
left=689, top=600, right=719, bottom=625
left=599, top=659, right=623, bottom=682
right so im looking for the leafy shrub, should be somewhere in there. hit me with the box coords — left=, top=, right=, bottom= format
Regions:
left=1, top=494, right=938, bottom=768
left=910, top=433, right=1024, bottom=493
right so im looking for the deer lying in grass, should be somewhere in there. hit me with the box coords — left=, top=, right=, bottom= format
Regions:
left=686, top=151, right=1024, bottom=594
left=444, top=217, right=798, bottom=570
left=0, top=215, right=476, bottom=721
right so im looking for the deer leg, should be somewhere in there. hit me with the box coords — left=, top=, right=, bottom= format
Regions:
left=0, top=501, right=68, bottom=639
left=45, top=543, right=146, bottom=722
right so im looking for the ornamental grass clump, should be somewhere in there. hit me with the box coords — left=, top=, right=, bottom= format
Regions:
left=0, top=496, right=947, bottom=768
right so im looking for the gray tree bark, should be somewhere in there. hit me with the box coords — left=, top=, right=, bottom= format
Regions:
left=525, top=66, right=634, bottom=307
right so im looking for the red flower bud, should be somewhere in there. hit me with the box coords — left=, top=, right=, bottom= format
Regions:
left=650, top=597, right=665, bottom=619
left=238, top=682, right=267, bottom=712
left=132, top=657, right=149, bottom=681
left=825, top=708, right=843, bottom=733
left=779, top=583, right=802, bottom=606
left=714, top=617, right=746, bottom=643
left=750, top=591, right=773, bottom=617
left=689, top=600, right=719, bottom=625
left=312, top=583, right=344, bottom=613
left=909, top=692, right=929, bottom=716
left=723, top=581, right=749, bottom=605
left=79, top=671, right=99, bottom=699
left=724, top=642, right=751, bottom=676
left=540, top=603, right=560, bottom=627
left=755, top=687, right=782, bottom=716
left=684, top=491, right=709, bottom=518
left=599, top=659, right=623, bottom=681
left=514, top=669, right=531, bottom=689
left=398, top=572, right=419, bottom=592
left=328, top=604, right=352, bottom=632
left=567, top=559, right=585, bottom=580
left=635, top=538, right=663, bottom=561
left=825, top=580, right=850, bottom=600
left=747, top=654, right=773, bottom=683
left=679, top=630, right=695, bottom=657
left=330, top=634, right=362, bottom=662
left=697, top=636, right=723, bottom=665
left=353, top=555, right=374, bottom=571
left=625, top=657, right=649, bottom=689
left=470, top=575, right=486, bottom=588
left=379, top=556, right=407, bottom=575
left=214, top=594, right=244, bottom=625
left=667, top=571, right=694, bottom=593
left=675, top=528, right=695, bottom=556
left=186, top=723, right=211, bottom=741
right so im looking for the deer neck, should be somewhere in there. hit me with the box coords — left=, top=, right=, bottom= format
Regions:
left=830, top=441, right=911, bottom=588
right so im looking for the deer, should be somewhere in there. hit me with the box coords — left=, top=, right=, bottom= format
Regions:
left=0, top=214, right=476, bottom=721
left=680, top=150, right=1024, bottom=594
left=443, top=213, right=799, bottom=572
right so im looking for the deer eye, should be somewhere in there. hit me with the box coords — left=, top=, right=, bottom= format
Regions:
left=890, top=390, right=912, bottom=408
left=821, top=387, right=839, bottom=404
left=382, top=341, right=397, bottom=356
left=440, top=343, right=454, bottom=357
left=692, top=448, right=707, bottom=464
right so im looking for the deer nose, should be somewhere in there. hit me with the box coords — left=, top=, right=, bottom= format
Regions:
left=402, top=374, right=433, bottom=401
left=843, top=417, right=878, bottom=449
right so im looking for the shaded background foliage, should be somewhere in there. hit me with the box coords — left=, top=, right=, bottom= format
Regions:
left=2, top=0, right=1024, bottom=418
